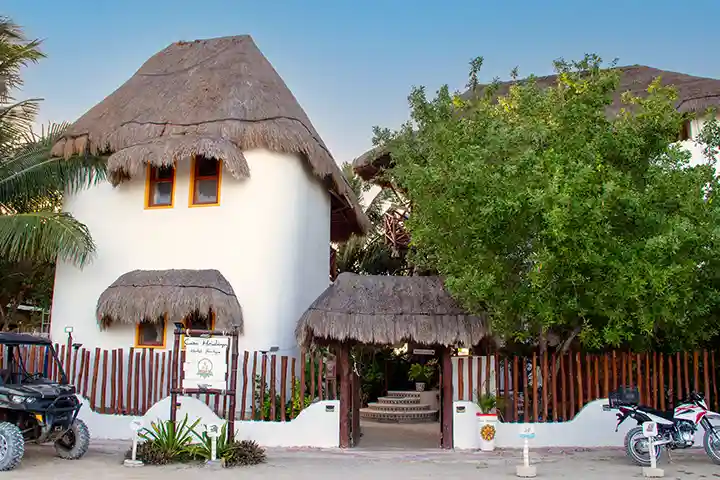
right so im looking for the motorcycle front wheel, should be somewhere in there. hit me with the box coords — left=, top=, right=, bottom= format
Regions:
left=704, top=428, right=720, bottom=465
left=624, top=426, right=662, bottom=467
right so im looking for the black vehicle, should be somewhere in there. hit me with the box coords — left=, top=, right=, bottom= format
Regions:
left=604, top=386, right=720, bottom=466
left=0, top=333, right=89, bottom=471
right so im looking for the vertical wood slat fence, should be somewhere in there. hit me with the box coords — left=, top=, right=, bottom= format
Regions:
left=0, top=344, right=334, bottom=421
left=455, top=350, right=719, bottom=423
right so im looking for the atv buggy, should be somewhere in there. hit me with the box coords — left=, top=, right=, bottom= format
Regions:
left=0, top=333, right=89, bottom=471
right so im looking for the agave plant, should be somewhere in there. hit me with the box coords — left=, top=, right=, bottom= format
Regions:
left=187, top=421, right=230, bottom=460
left=138, top=415, right=201, bottom=462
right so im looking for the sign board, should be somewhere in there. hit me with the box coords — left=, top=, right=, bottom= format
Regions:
left=519, top=424, right=536, bottom=439
left=413, top=349, right=435, bottom=356
left=642, top=421, right=658, bottom=438
left=205, top=422, right=223, bottom=438
left=182, top=336, right=230, bottom=390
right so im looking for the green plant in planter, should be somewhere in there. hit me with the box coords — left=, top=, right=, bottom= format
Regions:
left=186, top=422, right=231, bottom=461
left=476, top=391, right=497, bottom=414
left=137, top=415, right=200, bottom=463
left=222, top=439, right=267, bottom=467
left=408, top=360, right=437, bottom=385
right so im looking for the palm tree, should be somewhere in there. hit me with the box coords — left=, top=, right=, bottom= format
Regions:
left=0, top=17, right=106, bottom=267
left=334, top=162, right=409, bottom=275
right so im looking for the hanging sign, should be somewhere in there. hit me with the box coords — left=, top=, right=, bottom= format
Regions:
left=413, top=349, right=435, bottom=356
left=182, top=336, right=230, bottom=390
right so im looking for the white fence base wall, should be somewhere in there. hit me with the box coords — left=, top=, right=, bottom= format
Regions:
left=77, top=395, right=340, bottom=448
left=453, top=399, right=707, bottom=449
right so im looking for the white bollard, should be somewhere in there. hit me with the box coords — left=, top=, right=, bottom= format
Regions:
left=641, top=421, right=664, bottom=478
left=124, top=419, right=144, bottom=467
left=205, top=422, right=224, bottom=469
left=516, top=425, right=537, bottom=478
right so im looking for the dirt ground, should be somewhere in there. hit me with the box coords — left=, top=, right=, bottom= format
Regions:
left=5, top=441, right=720, bottom=479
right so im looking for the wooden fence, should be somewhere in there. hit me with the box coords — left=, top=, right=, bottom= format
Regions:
left=455, top=350, right=720, bottom=423
left=0, top=344, right=334, bottom=421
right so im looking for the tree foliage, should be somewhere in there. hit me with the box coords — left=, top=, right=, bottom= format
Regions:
left=375, top=55, right=720, bottom=351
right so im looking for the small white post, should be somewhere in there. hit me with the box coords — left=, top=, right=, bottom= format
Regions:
left=641, top=421, right=663, bottom=478
left=205, top=422, right=223, bottom=469
left=124, top=419, right=144, bottom=467
left=516, top=425, right=536, bottom=478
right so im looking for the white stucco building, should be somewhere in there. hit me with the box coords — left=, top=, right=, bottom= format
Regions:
left=49, top=35, right=369, bottom=355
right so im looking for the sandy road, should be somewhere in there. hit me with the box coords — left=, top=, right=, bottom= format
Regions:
left=3, top=442, right=719, bottom=479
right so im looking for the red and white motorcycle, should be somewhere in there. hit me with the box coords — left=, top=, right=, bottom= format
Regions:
left=604, top=387, right=720, bottom=466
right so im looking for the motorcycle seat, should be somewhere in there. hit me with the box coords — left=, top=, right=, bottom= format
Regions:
left=641, top=406, right=675, bottom=421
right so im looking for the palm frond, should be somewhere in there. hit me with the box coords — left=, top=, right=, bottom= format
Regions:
left=0, top=17, right=45, bottom=102
left=0, top=100, right=39, bottom=154
left=0, top=122, right=107, bottom=208
left=0, top=211, right=96, bottom=267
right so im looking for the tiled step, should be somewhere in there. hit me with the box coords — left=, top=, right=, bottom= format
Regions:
left=367, top=402, right=432, bottom=412
left=376, top=396, right=421, bottom=405
left=359, top=408, right=438, bottom=423
left=386, top=391, right=421, bottom=398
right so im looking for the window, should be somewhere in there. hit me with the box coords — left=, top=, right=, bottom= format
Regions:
left=135, top=315, right=167, bottom=348
left=679, top=120, right=691, bottom=141
left=189, top=156, right=221, bottom=206
left=145, top=164, right=176, bottom=208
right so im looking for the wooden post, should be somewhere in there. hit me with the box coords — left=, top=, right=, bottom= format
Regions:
left=169, top=324, right=182, bottom=423
left=241, top=351, right=249, bottom=420
left=251, top=352, right=258, bottom=419
left=338, top=343, right=351, bottom=448
left=440, top=346, right=453, bottom=449
left=542, top=351, right=548, bottom=422
left=458, top=358, right=465, bottom=401
left=270, top=355, right=277, bottom=421
left=227, top=328, right=239, bottom=442
left=467, top=355, right=474, bottom=403
left=576, top=353, right=583, bottom=412
left=560, top=353, right=567, bottom=421
left=532, top=353, right=538, bottom=422
left=513, top=356, right=519, bottom=422
left=290, top=357, right=297, bottom=419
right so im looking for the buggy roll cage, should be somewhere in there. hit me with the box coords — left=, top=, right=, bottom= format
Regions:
left=1, top=343, right=68, bottom=386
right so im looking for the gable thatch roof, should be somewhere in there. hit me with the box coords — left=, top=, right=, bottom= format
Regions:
left=353, top=65, right=720, bottom=181
left=96, top=269, right=243, bottom=331
left=295, top=272, right=487, bottom=347
left=51, top=35, right=369, bottom=242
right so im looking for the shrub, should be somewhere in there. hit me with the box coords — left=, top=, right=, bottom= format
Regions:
left=125, top=439, right=176, bottom=465
left=185, top=422, right=231, bottom=461
left=222, top=440, right=267, bottom=467
left=136, top=415, right=200, bottom=463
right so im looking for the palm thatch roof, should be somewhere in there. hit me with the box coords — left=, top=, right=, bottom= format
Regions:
left=50, top=35, right=369, bottom=242
left=296, top=272, right=487, bottom=347
left=353, top=65, right=720, bottom=181
left=96, top=269, right=243, bottom=331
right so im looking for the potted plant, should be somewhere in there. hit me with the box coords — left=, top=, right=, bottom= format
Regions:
left=476, top=391, right=500, bottom=452
left=408, top=361, right=436, bottom=392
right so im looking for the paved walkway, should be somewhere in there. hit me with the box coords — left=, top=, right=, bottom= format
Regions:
left=4, top=441, right=719, bottom=479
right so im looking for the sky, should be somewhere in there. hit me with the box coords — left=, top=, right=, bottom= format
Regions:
left=5, top=0, right=720, bottom=165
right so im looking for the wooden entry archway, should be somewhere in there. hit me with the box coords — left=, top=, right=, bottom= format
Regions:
left=336, top=342, right=454, bottom=449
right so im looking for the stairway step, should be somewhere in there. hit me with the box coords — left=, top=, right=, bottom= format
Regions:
left=368, top=402, right=432, bottom=412
left=359, top=408, right=439, bottom=424
left=386, top=391, right=422, bottom=398
left=376, top=396, right=421, bottom=405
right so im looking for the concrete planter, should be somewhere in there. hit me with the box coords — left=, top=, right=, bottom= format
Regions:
left=477, top=413, right=498, bottom=451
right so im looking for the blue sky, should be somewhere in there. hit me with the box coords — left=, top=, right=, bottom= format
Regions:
left=5, top=0, right=720, bottom=164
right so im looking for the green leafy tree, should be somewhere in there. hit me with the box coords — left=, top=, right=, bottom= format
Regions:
left=375, top=54, right=720, bottom=351
left=0, top=17, right=106, bottom=267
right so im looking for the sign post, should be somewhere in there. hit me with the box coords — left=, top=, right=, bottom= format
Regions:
left=641, top=421, right=664, bottom=478
left=516, top=425, right=536, bottom=478
left=124, top=418, right=144, bottom=467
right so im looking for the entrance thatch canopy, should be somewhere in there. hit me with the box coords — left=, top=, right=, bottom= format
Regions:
left=96, top=269, right=243, bottom=331
left=51, top=35, right=369, bottom=242
left=296, top=272, right=487, bottom=348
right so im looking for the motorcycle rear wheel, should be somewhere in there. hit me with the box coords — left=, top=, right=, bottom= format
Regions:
left=624, top=426, right=662, bottom=467
left=704, top=429, right=720, bottom=465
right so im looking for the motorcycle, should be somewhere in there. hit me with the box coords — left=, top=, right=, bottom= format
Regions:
left=603, top=386, right=720, bottom=466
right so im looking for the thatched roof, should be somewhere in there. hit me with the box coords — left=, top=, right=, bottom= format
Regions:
left=353, top=64, right=720, bottom=181
left=295, top=272, right=487, bottom=347
left=96, top=269, right=243, bottom=331
left=51, top=35, right=369, bottom=242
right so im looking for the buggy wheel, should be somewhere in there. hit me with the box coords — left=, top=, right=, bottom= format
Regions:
left=624, top=426, right=661, bottom=467
left=54, top=419, right=90, bottom=460
left=0, top=422, right=24, bottom=471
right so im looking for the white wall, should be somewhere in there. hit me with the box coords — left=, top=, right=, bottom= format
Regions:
left=80, top=395, right=340, bottom=448
left=453, top=399, right=709, bottom=449
left=51, top=148, right=331, bottom=356
left=681, top=113, right=720, bottom=168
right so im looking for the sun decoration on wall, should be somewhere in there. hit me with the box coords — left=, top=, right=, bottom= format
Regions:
left=481, top=424, right=496, bottom=442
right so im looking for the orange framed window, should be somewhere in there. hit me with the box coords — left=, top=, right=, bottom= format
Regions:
left=189, top=156, right=222, bottom=206
left=145, top=164, right=176, bottom=208
left=135, top=315, right=167, bottom=348
left=181, top=310, right=216, bottom=349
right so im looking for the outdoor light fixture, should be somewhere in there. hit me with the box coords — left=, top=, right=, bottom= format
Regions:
left=72, top=343, right=82, bottom=350
left=63, top=326, right=74, bottom=334
left=173, top=322, right=185, bottom=331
